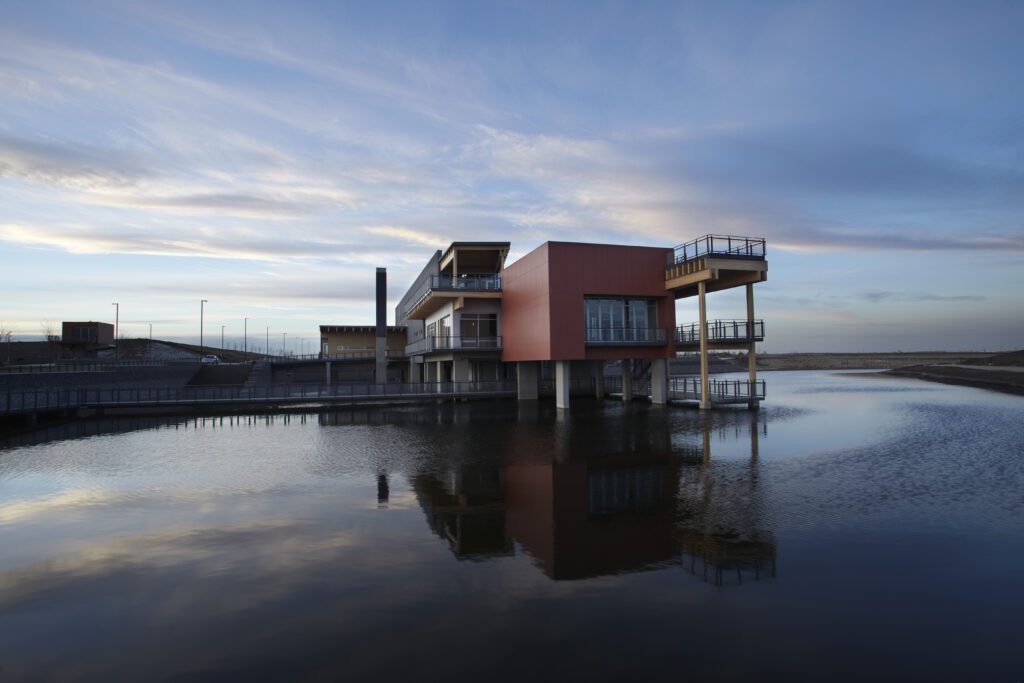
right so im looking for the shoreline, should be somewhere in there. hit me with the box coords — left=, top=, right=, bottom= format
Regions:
left=885, top=365, right=1024, bottom=396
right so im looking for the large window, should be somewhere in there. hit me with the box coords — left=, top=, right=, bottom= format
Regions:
left=584, top=298, right=660, bottom=343
left=460, top=313, right=498, bottom=348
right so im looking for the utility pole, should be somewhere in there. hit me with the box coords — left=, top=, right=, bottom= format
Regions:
left=221, top=324, right=225, bottom=350
left=112, top=302, right=119, bottom=362
left=244, top=317, right=248, bottom=358
left=266, top=326, right=269, bottom=358
left=149, top=323, right=153, bottom=362
left=282, top=332, right=286, bottom=357
left=200, top=299, right=208, bottom=358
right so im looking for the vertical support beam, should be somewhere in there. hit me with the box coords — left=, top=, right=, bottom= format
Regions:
left=554, top=360, right=571, bottom=410
left=651, top=358, right=668, bottom=405
left=325, top=361, right=332, bottom=386
left=621, top=359, right=633, bottom=401
left=452, top=251, right=458, bottom=288
left=436, top=360, right=444, bottom=389
left=698, top=281, right=711, bottom=410
left=453, top=358, right=471, bottom=383
left=746, top=282, right=757, bottom=409
left=409, top=359, right=421, bottom=384
left=375, top=267, right=387, bottom=385
left=518, top=361, right=539, bottom=401
left=594, top=360, right=605, bottom=399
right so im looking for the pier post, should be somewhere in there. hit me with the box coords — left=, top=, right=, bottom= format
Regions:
left=746, top=282, right=757, bottom=410
left=517, top=361, right=539, bottom=401
left=650, top=358, right=667, bottom=405
left=699, top=281, right=711, bottom=410
left=554, top=360, right=570, bottom=410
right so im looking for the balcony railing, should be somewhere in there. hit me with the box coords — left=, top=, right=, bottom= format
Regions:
left=676, top=320, right=765, bottom=345
left=669, top=234, right=766, bottom=267
left=669, top=377, right=766, bottom=402
left=584, top=327, right=667, bottom=345
left=406, top=336, right=503, bottom=356
left=429, top=274, right=502, bottom=292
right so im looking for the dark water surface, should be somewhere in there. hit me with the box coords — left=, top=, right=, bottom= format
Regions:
left=1, top=371, right=1022, bottom=681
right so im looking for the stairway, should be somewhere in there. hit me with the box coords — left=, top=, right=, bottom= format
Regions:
left=244, top=361, right=272, bottom=389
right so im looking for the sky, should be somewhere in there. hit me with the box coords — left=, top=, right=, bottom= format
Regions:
left=1, top=0, right=1022, bottom=353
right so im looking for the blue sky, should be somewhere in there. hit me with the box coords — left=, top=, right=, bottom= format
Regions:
left=1, top=0, right=1021, bottom=352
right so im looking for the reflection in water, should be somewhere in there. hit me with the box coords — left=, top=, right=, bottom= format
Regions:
left=409, top=404, right=775, bottom=585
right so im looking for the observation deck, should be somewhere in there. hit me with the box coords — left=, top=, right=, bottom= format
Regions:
left=665, top=234, right=767, bottom=298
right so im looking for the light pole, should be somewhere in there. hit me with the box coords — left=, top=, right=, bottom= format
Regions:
left=221, top=324, right=225, bottom=350
left=148, top=323, right=152, bottom=361
left=266, top=326, right=269, bottom=358
left=282, top=332, right=286, bottom=357
left=200, top=299, right=208, bottom=358
left=244, top=318, right=248, bottom=358
left=112, top=302, right=119, bottom=362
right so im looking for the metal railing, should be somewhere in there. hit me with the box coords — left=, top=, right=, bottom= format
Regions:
left=313, top=350, right=406, bottom=362
left=676, top=320, right=765, bottom=345
left=0, top=359, right=201, bottom=374
left=429, top=274, right=502, bottom=292
left=0, top=380, right=520, bottom=416
left=668, top=377, right=765, bottom=402
left=669, top=234, right=766, bottom=266
left=584, top=327, right=667, bottom=345
left=406, top=336, right=502, bottom=356
left=399, top=274, right=502, bottom=320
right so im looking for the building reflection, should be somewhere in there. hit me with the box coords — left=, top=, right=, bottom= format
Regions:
left=410, top=405, right=776, bottom=585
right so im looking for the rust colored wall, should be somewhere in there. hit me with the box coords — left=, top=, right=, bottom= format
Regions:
left=502, top=241, right=675, bottom=361
left=500, top=242, right=552, bottom=361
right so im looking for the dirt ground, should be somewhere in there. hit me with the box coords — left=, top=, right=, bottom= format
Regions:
left=753, top=351, right=993, bottom=371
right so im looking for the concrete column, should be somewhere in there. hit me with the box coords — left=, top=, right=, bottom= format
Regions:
left=698, top=281, right=711, bottom=410
left=555, top=360, right=571, bottom=410
left=651, top=358, right=668, bottom=405
left=517, top=361, right=539, bottom=401
left=622, top=359, right=633, bottom=401
left=436, top=361, right=444, bottom=388
left=325, top=361, right=332, bottom=386
left=453, top=358, right=471, bottom=384
left=409, top=359, right=422, bottom=384
left=375, top=267, right=387, bottom=385
left=424, top=361, right=435, bottom=383
left=375, top=337, right=387, bottom=385
left=594, top=360, right=605, bottom=399
left=746, top=282, right=757, bottom=410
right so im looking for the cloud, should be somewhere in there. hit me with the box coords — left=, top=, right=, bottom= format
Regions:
left=857, top=291, right=988, bottom=304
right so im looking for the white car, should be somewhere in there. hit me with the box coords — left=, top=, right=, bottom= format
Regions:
left=201, top=354, right=220, bottom=365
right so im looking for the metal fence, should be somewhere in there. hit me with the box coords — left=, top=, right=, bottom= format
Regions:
left=668, top=377, right=766, bottom=402
left=0, top=359, right=199, bottom=375
left=584, top=328, right=667, bottom=345
left=676, top=320, right=765, bottom=345
left=669, top=234, right=766, bottom=266
left=406, top=336, right=503, bottom=356
left=1, top=381, right=520, bottom=416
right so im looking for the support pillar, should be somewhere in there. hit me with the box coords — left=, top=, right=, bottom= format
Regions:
left=622, top=359, right=633, bottom=401
left=651, top=358, right=668, bottom=405
left=453, top=358, right=471, bottom=384
left=409, top=359, right=422, bottom=384
left=594, top=360, right=605, bottom=399
left=555, top=360, right=570, bottom=410
left=436, top=360, right=444, bottom=389
left=517, top=361, right=539, bottom=401
left=746, top=282, right=758, bottom=410
left=325, top=361, right=332, bottom=386
left=698, top=281, right=711, bottom=410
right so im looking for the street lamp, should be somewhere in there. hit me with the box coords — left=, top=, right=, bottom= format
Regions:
left=221, top=324, right=225, bottom=350
left=200, top=299, right=208, bottom=358
left=282, top=332, right=287, bottom=357
left=148, top=323, right=152, bottom=362
left=112, top=302, right=119, bottom=362
left=244, top=317, right=249, bottom=358
left=266, top=326, right=269, bottom=358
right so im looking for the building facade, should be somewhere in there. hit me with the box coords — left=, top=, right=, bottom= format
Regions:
left=394, top=235, right=768, bottom=410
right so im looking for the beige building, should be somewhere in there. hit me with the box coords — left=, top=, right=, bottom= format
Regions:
left=319, top=325, right=406, bottom=360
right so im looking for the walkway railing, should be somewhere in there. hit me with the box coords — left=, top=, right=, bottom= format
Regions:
left=669, top=234, right=766, bottom=266
left=429, top=274, right=502, bottom=292
left=676, top=320, right=765, bottom=345
left=584, top=327, right=667, bottom=345
left=406, top=336, right=502, bottom=356
left=669, top=377, right=765, bottom=403
left=0, top=381, right=519, bottom=416
left=0, top=359, right=200, bottom=375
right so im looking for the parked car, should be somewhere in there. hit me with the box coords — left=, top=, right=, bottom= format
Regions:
left=201, top=354, right=220, bottom=365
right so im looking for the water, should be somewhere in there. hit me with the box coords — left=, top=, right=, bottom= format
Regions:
left=1, top=371, right=1022, bottom=681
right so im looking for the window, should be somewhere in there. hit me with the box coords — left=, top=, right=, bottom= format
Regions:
left=460, top=313, right=498, bottom=348
left=584, top=298, right=660, bottom=343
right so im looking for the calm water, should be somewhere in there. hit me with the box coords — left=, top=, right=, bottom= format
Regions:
left=1, top=371, right=1022, bottom=682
